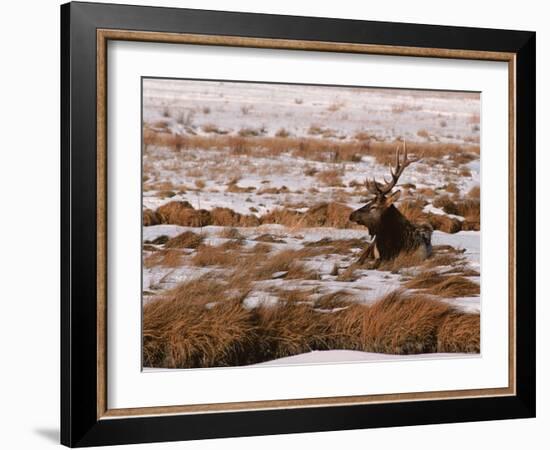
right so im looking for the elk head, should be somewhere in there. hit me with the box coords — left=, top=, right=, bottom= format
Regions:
left=349, top=142, right=417, bottom=234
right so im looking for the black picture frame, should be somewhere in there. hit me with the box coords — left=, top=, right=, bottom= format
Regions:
left=61, top=1, right=536, bottom=447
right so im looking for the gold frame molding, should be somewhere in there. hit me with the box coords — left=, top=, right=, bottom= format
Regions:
left=96, top=29, right=516, bottom=420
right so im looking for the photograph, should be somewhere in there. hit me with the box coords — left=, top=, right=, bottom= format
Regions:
left=141, top=78, right=482, bottom=369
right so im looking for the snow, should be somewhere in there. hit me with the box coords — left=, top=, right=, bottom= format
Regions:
left=143, top=79, right=480, bottom=146
left=254, top=350, right=478, bottom=366
left=432, top=230, right=480, bottom=265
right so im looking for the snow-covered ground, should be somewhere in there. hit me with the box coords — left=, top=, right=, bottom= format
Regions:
left=143, top=225, right=480, bottom=314
left=143, top=349, right=478, bottom=372
left=144, top=78, right=480, bottom=145
left=254, top=350, right=478, bottom=367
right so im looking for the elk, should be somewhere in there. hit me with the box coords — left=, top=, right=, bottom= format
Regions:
left=349, top=142, right=432, bottom=266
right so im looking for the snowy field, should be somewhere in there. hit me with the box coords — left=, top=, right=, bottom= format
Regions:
left=141, top=78, right=481, bottom=369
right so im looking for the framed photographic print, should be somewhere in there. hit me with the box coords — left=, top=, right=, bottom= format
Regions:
left=61, top=1, right=536, bottom=447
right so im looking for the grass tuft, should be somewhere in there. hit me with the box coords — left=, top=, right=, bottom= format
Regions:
left=143, top=288, right=480, bottom=368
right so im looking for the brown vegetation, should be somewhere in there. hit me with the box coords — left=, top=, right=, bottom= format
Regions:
left=147, top=196, right=477, bottom=233
left=404, top=271, right=479, bottom=298
left=144, top=249, right=184, bottom=268
left=164, top=231, right=203, bottom=249
left=316, top=169, right=344, bottom=187
left=433, top=195, right=480, bottom=231
left=143, top=127, right=479, bottom=165
left=399, top=199, right=463, bottom=233
left=143, top=209, right=162, bottom=226
left=143, top=288, right=480, bottom=368
left=191, top=245, right=235, bottom=267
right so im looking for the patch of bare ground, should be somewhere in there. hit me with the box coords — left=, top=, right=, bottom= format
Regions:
left=143, top=288, right=480, bottom=368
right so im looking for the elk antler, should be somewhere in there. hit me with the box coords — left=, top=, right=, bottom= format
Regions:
left=366, top=141, right=417, bottom=196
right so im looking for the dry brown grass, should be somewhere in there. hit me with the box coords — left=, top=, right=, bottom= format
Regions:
left=155, top=190, right=177, bottom=199
left=190, top=245, right=235, bottom=267
left=398, top=199, right=464, bottom=233
left=468, top=185, right=480, bottom=200
left=226, top=180, right=256, bottom=193
left=314, top=291, right=355, bottom=309
left=300, top=202, right=353, bottom=228
left=433, top=195, right=480, bottom=231
left=154, top=201, right=260, bottom=228
left=157, top=201, right=212, bottom=227
left=254, top=234, right=286, bottom=243
left=143, top=278, right=254, bottom=368
left=437, top=312, right=480, bottom=353
left=149, top=196, right=473, bottom=234
left=404, top=271, right=479, bottom=297
left=275, top=128, right=290, bottom=138
left=239, top=127, right=264, bottom=137
left=422, top=245, right=465, bottom=269
left=354, top=131, right=372, bottom=141
left=378, top=251, right=428, bottom=272
left=144, top=249, right=184, bottom=268
left=250, top=243, right=272, bottom=254
left=143, top=127, right=478, bottom=165
left=244, top=248, right=319, bottom=281
left=417, top=129, right=430, bottom=139
left=143, top=209, right=162, bottom=226
left=444, top=183, right=460, bottom=194
left=202, top=123, right=227, bottom=134
left=449, top=151, right=478, bottom=164
left=210, top=207, right=260, bottom=227
left=426, top=214, right=463, bottom=233
left=218, top=228, right=244, bottom=240
left=316, top=169, right=344, bottom=187
left=304, top=237, right=367, bottom=255
left=143, top=288, right=480, bottom=368
left=164, top=231, right=203, bottom=249
left=260, top=202, right=354, bottom=229
left=399, top=199, right=427, bottom=223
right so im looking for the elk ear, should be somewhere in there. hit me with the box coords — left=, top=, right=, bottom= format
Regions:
left=386, top=190, right=401, bottom=206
